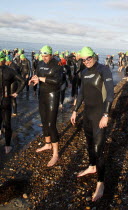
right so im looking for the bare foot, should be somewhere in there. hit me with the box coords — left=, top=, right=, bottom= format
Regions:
left=92, top=182, right=104, bottom=202
left=11, top=113, right=17, bottom=117
left=47, top=156, right=59, bottom=167
left=77, top=166, right=96, bottom=177
left=36, top=144, right=52, bottom=152
left=38, top=123, right=43, bottom=127
left=5, top=146, right=12, bottom=154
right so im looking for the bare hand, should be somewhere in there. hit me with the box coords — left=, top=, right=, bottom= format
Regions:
left=99, top=116, right=108, bottom=128
left=29, top=75, right=39, bottom=86
left=71, top=111, right=76, bottom=125
left=11, top=93, right=18, bottom=98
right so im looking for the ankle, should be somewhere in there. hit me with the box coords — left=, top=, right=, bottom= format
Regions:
left=52, top=153, right=59, bottom=158
left=89, top=165, right=96, bottom=170
left=45, top=142, right=52, bottom=147
left=97, top=181, right=104, bottom=185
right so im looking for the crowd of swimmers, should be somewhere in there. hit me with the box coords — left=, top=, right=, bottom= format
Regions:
left=0, top=45, right=127, bottom=202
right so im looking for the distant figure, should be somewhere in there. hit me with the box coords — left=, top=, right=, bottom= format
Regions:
left=20, top=54, right=31, bottom=92
left=5, top=56, right=21, bottom=116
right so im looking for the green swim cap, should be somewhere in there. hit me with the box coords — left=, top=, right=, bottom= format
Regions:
left=126, top=51, right=128, bottom=56
left=5, top=56, right=11, bottom=62
left=20, top=54, right=26, bottom=59
left=80, top=47, right=94, bottom=57
left=65, top=52, right=69, bottom=56
left=34, top=53, right=39, bottom=57
left=54, top=51, right=59, bottom=55
left=18, top=50, right=22, bottom=55
left=39, top=54, right=43, bottom=61
left=40, top=45, right=52, bottom=55
left=59, top=54, right=64, bottom=58
left=0, top=51, right=5, bottom=62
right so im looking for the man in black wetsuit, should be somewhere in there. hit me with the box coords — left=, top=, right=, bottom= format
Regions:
left=0, top=51, right=25, bottom=154
left=29, top=45, right=62, bottom=167
left=32, top=54, right=39, bottom=95
left=13, top=49, right=22, bottom=67
left=5, top=56, right=21, bottom=116
left=71, top=47, right=114, bottom=202
left=20, top=54, right=31, bottom=92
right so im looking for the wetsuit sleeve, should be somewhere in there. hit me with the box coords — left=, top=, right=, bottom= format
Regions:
left=14, top=73, right=25, bottom=94
left=100, top=65, right=114, bottom=113
left=45, top=66, right=62, bottom=85
left=73, top=80, right=84, bottom=112
left=28, top=60, right=31, bottom=77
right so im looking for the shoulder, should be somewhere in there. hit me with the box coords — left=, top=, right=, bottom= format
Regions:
left=97, top=63, right=111, bottom=73
left=51, top=58, right=63, bottom=71
left=4, top=65, right=16, bottom=76
left=51, top=58, right=59, bottom=66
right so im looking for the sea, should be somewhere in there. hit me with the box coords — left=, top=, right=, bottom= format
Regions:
left=0, top=40, right=125, bottom=85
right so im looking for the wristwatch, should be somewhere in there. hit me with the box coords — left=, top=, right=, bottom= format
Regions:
left=103, top=113, right=108, bottom=117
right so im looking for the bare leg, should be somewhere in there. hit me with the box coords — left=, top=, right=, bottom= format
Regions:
left=36, top=136, right=52, bottom=152
left=47, top=142, right=59, bottom=167
left=5, top=146, right=12, bottom=154
left=77, top=165, right=96, bottom=177
left=92, top=182, right=104, bottom=202
left=73, top=99, right=77, bottom=106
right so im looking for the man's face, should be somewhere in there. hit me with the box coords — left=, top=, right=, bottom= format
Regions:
left=82, top=56, right=96, bottom=68
left=42, top=54, right=52, bottom=63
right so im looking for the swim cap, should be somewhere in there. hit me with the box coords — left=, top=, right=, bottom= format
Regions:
left=0, top=51, right=5, bottom=62
left=6, top=50, right=9, bottom=55
left=34, top=53, right=39, bottom=57
left=5, top=56, right=11, bottom=62
left=40, top=45, right=52, bottom=55
left=54, top=51, right=59, bottom=55
left=65, top=52, right=69, bottom=56
left=59, top=54, right=64, bottom=58
left=18, top=50, right=22, bottom=55
left=80, top=47, right=94, bottom=57
left=20, top=54, right=26, bottom=59
left=39, top=54, right=43, bottom=61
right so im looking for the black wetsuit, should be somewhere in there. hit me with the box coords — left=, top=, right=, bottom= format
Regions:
left=124, top=66, right=128, bottom=77
left=20, top=59, right=31, bottom=91
left=13, top=55, right=21, bottom=67
left=74, top=62, right=114, bottom=181
left=10, top=62, right=21, bottom=114
left=32, top=58, right=39, bottom=92
left=0, top=65, right=25, bottom=146
left=75, top=59, right=85, bottom=87
left=36, top=58, right=62, bottom=143
left=60, top=66, right=68, bottom=105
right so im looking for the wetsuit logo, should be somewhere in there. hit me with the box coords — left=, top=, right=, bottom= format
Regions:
left=84, top=74, right=95, bottom=79
left=106, top=78, right=112, bottom=81
left=40, top=67, right=49, bottom=71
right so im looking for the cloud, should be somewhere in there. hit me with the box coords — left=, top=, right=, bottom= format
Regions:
left=0, top=12, right=128, bottom=49
left=105, top=0, right=128, bottom=10
left=0, top=12, right=87, bottom=37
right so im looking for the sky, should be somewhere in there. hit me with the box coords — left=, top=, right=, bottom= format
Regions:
left=0, top=0, right=128, bottom=50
